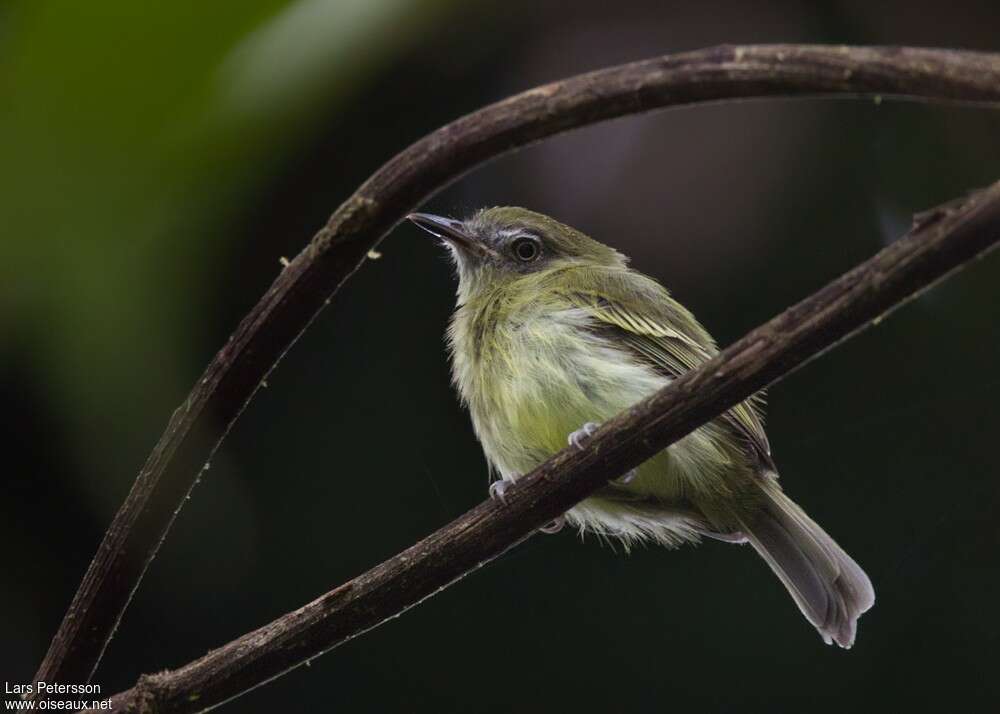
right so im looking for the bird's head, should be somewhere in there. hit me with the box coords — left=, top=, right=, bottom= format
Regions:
left=408, top=206, right=626, bottom=302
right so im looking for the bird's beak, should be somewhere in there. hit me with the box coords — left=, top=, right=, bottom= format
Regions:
left=407, top=212, right=495, bottom=258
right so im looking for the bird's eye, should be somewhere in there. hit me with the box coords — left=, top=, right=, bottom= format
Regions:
left=512, top=236, right=541, bottom=262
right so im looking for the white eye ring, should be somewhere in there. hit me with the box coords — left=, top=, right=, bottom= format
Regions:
left=512, top=236, right=540, bottom=262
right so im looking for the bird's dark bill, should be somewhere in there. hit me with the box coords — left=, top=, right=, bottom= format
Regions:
left=407, top=212, right=485, bottom=255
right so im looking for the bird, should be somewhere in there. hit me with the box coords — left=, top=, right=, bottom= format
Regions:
left=408, top=206, right=874, bottom=648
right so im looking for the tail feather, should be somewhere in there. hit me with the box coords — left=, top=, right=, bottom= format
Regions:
left=737, top=483, right=874, bottom=648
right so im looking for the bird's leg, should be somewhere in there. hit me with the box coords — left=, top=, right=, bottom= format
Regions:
left=488, top=480, right=511, bottom=504
left=567, top=421, right=637, bottom=484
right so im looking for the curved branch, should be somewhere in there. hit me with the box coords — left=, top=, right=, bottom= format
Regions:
left=35, top=44, right=1000, bottom=690
left=93, top=183, right=1000, bottom=714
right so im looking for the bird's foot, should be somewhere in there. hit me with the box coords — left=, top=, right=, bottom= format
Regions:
left=539, top=516, right=565, bottom=534
left=567, top=422, right=600, bottom=450
left=488, top=480, right=511, bottom=504
left=568, top=421, right=637, bottom=485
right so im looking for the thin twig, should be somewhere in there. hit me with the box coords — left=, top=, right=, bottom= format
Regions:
left=34, top=44, right=1000, bottom=693
left=90, top=182, right=1000, bottom=713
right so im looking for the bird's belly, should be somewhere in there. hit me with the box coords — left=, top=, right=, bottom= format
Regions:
left=456, top=312, right=743, bottom=544
left=473, top=327, right=639, bottom=460
left=466, top=320, right=723, bottom=499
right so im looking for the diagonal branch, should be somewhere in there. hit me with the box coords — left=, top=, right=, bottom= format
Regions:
left=35, top=44, right=1000, bottom=692
left=91, top=182, right=1000, bottom=714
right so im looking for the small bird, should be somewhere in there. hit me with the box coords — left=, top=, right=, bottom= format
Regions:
left=408, top=207, right=874, bottom=648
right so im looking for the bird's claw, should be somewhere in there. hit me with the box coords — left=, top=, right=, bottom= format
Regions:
left=568, top=422, right=600, bottom=450
left=539, top=516, right=565, bottom=534
left=569, top=422, right=637, bottom=485
left=489, top=480, right=511, bottom=504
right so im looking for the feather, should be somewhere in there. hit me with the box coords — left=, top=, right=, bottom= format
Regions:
left=549, top=266, right=775, bottom=472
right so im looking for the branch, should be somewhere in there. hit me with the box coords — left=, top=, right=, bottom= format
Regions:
left=92, top=183, right=1000, bottom=714
left=35, top=44, right=1000, bottom=691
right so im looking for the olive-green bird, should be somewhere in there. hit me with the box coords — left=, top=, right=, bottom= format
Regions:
left=409, top=207, right=874, bottom=648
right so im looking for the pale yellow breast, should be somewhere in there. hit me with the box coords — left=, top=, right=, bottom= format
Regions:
left=449, top=300, right=737, bottom=507
left=451, top=305, right=667, bottom=478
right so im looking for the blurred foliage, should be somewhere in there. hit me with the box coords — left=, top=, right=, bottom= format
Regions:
left=2, top=1, right=1000, bottom=712
left=0, top=0, right=449, bottom=513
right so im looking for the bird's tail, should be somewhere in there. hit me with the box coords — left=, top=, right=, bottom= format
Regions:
left=736, top=481, right=875, bottom=648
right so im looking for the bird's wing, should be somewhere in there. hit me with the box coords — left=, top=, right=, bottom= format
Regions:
left=551, top=266, right=775, bottom=472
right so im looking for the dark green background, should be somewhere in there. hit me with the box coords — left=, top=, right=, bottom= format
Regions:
left=3, top=1, right=999, bottom=711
